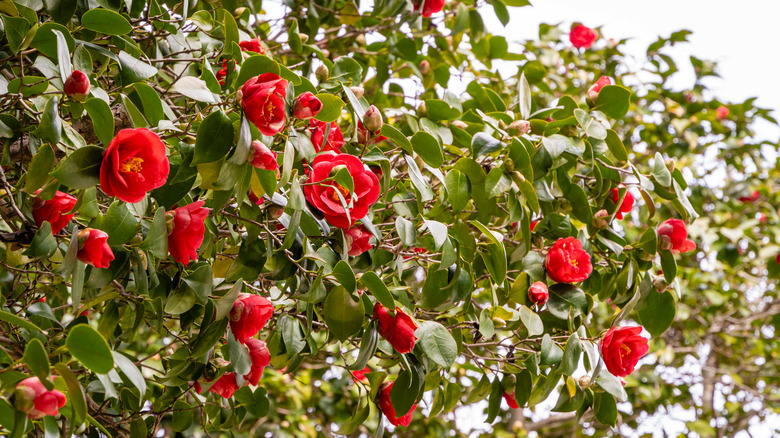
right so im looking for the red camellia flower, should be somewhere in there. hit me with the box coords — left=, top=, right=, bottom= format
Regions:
left=32, top=191, right=77, bottom=233
left=587, top=76, right=612, bottom=101
left=308, top=119, right=345, bottom=153
left=569, top=24, right=598, bottom=49
left=530, top=220, right=539, bottom=232
left=373, top=303, right=418, bottom=354
left=243, top=338, right=271, bottom=385
left=776, top=253, right=780, bottom=264
left=216, top=60, right=235, bottom=85
left=352, top=366, right=370, bottom=382
left=378, top=381, right=417, bottom=427
left=63, top=70, right=91, bottom=101
left=293, top=92, right=323, bottom=119
left=528, top=281, right=549, bottom=306
left=303, top=152, right=381, bottom=229
left=100, top=128, right=170, bottom=203
left=345, top=225, right=373, bottom=256
left=14, top=377, right=67, bottom=419
left=610, top=184, right=635, bottom=220
left=503, top=391, right=519, bottom=409
left=738, top=190, right=760, bottom=203
left=600, top=325, right=649, bottom=377
left=168, top=200, right=208, bottom=265
left=230, top=293, right=274, bottom=343
left=716, top=105, right=729, bottom=121
left=657, top=218, right=696, bottom=254
left=239, top=38, right=266, bottom=54
left=197, top=374, right=240, bottom=399
left=241, top=73, right=288, bottom=136
left=545, top=237, right=592, bottom=283
left=247, top=140, right=279, bottom=172
left=77, top=229, right=114, bottom=268
left=414, top=0, right=445, bottom=17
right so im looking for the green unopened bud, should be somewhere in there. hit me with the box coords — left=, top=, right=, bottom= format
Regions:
left=363, top=105, right=383, bottom=132
left=417, top=101, right=428, bottom=117
left=451, top=120, right=468, bottom=130
left=578, top=375, right=591, bottom=388
left=233, top=7, right=247, bottom=17
left=665, top=158, right=676, bottom=173
left=653, top=275, right=667, bottom=293
left=491, top=317, right=506, bottom=328
left=420, top=60, right=431, bottom=75
left=507, top=120, right=530, bottom=136
left=503, top=158, right=515, bottom=172
left=315, top=64, right=329, bottom=82
left=11, top=385, right=35, bottom=414
left=592, top=209, right=610, bottom=230
left=299, top=34, right=309, bottom=44
left=349, top=86, right=364, bottom=100
left=355, top=34, right=366, bottom=45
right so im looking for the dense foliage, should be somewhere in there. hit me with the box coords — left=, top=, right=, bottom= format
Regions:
left=0, top=0, right=778, bottom=437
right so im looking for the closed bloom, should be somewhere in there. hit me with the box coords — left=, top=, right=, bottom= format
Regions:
left=569, top=24, right=598, bottom=49
left=239, top=38, right=266, bottom=54
left=100, top=128, right=170, bottom=203
left=241, top=73, right=288, bottom=136
left=293, top=92, right=323, bottom=119
left=345, top=225, right=373, bottom=256
left=14, top=377, right=67, bottom=420
left=303, top=152, right=381, bottom=229
left=587, top=76, right=612, bottom=102
left=503, top=391, right=519, bottom=409
left=415, top=0, right=445, bottom=17
left=545, top=237, right=592, bottom=283
left=243, top=338, right=271, bottom=385
left=352, top=366, right=370, bottom=382
left=378, top=381, right=417, bottom=427
left=528, top=281, right=549, bottom=306
left=247, top=140, right=279, bottom=172
left=610, top=184, right=635, bottom=220
left=657, top=218, right=696, bottom=254
left=716, top=105, right=729, bottom=121
left=77, top=229, right=114, bottom=269
left=373, top=303, right=418, bottom=354
left=63, top=70, right=90, bottom=101
left=308, top=119, right=345, bottom=153
left=600, top=325, right=649, bottom=377
left=32, top=191, right=77, bottom=233
left=362, top=105, right=383, bottom=132
left=168, top=200, right=208, bottom=265
left=230, top=293, right=274, bottom=343
left=197, top=373, right=239, bottom=399
left=738, top=190, right=759, bottom=203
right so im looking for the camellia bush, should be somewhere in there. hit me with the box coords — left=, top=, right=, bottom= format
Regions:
left=0, top=0, right=778, bottom=437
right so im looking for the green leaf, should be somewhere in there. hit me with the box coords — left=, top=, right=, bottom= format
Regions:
left=359, top=271, right=394, bottom=310
left=660, top=249, right=677, bottom=283
left=192, top=111, right=234, bottom=164
left=540, top=333, right=563, bottom=365
left=485, top=167, right=512, bottom=198
left=235, top=55, right=280, bottom=88
left=486, top=377, right=502, bottom=423
left=172, top=76, right=218, bottom=103
left=379, top=124, right=412, bottom=154
left=420, top=265, right=450, bottom=309
left=112, top=352, right=147, bottom=397
left=517, top=71, right=531, bottom=119
left=425, top=99, right=461, bottom=122
left=279, top=314, right=306, bottom=354
left=0, top=311, right=42, bottom=334
left=23, top=145, right=55, bottom=193
left=24, top=339, right=51, bottom=386
left=519, top=305, right=543, bottom=336
left=189, top=317, right=228, bottom=357
left=605, top=129, right=628, bottom=163
left=559, top=333, right=582, bottom=376
left=51, top=28, right=72, bottom=81
left=547, top=284, right=588, bottom=319
left=118, top=51, right=158, bottom=84
left=395, top=216, right=416, bottom=246
left=23, top=222, right=57, bottom=258
left=653, top=152, right=672, bottom=187
left=329, top=56, right=363, bottom=85
left=411, top=131, right=444, bottom=168
left=574, top=108, right=607, bottom=140
left=479, top=308, right=495, bottom=339
left=81, top=9, right=133, bottom=35
left=638, top=290, right=676, bottom=336
left=225, top=235, right=266, bottom=282
left=595, top=368, right=627, bottom=402
left=140, top=207, right=168, bottom=258
left=98, top=201, right=137, bottom=245
left=322, top=287, right=364, bottom=342
left=389, top=371, right=417, bottom=417
left=336, top=401, right=370, bottom=435
left=595, top=85, right=631, bottom=119
left=50, top=145, right=103, bottom=189
left=133, top=83, right=165, bottom=127
left=347, top=323, right=379, bottom=371
left=445, top=169, right=471, bottom=211
left=417, top=321, right=457, bottom=368
left=84, top=98, right=114, bottom=145
left=66, top=324, right=114, bottom=374
left=1, top=15, right=30, bottom=53
left=34, top=96, right=62, bottom=145
left=332, top=260, right=356, bottom=293
left=182, top=263, right=213, bottom=304
left=313, top=93, right=344, bottom=122
left=471, top=132, right=503, bottom=156
left=404, top=155, right=434, bottom=202
left=53, top=363, right=86, bottom=426
left=514, top=370, right=533, bottom=408
left=594, top=391, right=618, bottom=426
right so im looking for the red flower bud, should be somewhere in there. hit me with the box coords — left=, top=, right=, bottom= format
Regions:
left=345, top=225, right=373, bottom=256
left=229, top=293, right=274, bottom=343
left=238, top=38, right=265, bottom=54
left=414, top=0, right=445, bottom=17
left=168, top=200, right=208, bottom=265
left=373, top=303, right=418, bottom=354
left=362, top=105, right=384, bottom=133
left=503, top=391, right=519, bottom=409
left=196, top=373, right=239, bottom=398
left=32, top=191, right=77, bottom=233
left=610, top=184, right=634, bottom=220
left=738, top=190, right=760, bottom=203
left=716, top=105, right=729, bottom=121
left=569, top=24, right=598, bottom=49
left=528, top=281, right=549, bottom=306
left=657, top=218, right=696, bottom=254
left=587, top=76, right=612, bottom=102
left=545, top=237, right=592, bottom=284
left=293, top=92, right=323, bottom=119
left=507, top=120, right=530, bottom=136
left=600, top=325, right=649, bottom=377
left=247, top=140, right=279, bottom=172
left=14, top=377, right=67, bottom=419
left=243, top=338, right=271, bottom=385
left=63, top=70, right=91, bottom=101
left=352, top=366, right=370, bottom=382
left=378, top=381, right=417, bottom=427
left=77, top=229, right=115, bottom=269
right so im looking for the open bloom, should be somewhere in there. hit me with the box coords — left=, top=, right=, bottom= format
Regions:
left=303, top=152, right=381, bottom=229
left=545, top=237, right=592, bottom=283
left=100, top=128, right=170, bottom=203
left=32, top=191, right=77, bottom=233
left=168, top=200, right=208, bottom=265
left=373, top=303, right=418, bottom=354
left=570, top=24, right=598, bottom=49
left=308, top=119, right=345, bottom=153
left=230, top=293, right=274, bottom=343
left=600, top=325, right=649, bottom=377
left=378, top=381, right=417, bottom=427
left=243, top=338, right=271, bottom=385
left=14, top=377, right=67, bottom=419
left=64, top=70, right=90, bottom=101
left=345, top=225, right=373, bottom=256
left=657, top=218, right=696, bottom=254
left=610, top=184, right=635, bottom=220
left=293, top=92, right=323, bottom=119
left=77, top=229, right=114, bottom=268
left=241, top=73, right=288, bottom=136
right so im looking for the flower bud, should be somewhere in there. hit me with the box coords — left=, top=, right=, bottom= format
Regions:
left=506, top=120, right=530, bottom=136
left=451, top=120, right=468, bottom=130
left=502, top=158, right=515, bottom=172
left=233, top=7, right=247, bottom=17
left=355, top=34, right=366, bottom=45
left=349, top=86, right=364, bottom=100
left=419, top=60, right=430, bottom=75
left=578, top=375, right=591, bottom=388
left=592, top=209, right=610, bottom=229
left=362, top=105, right=383, bottom=132
left=665, top=158, right=676, bottom=174
left=528, top=281, right=549, bottom=306
left=292, top=91, right=323, bottom=119
left=299, top=34, right=309, bottom=44
left=587, top=76, right=612, bottom=105
left=64, top=70, right=91, bottom=101
left=417, top=101, right=428, bottom=117
left=11, top=385, right=36, bottom=413
left=492, top=317, right=506, bottom=327
left=315, top=64, right=329, bottom=82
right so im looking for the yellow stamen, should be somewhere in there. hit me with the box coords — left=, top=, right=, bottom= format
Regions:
left=620, top=344, right=632, bottom=358
left=329, top=183, right=351, bottom=202
left=570, top=259, right=578, bottom=267
left=120, top=157, right=144, bottom=173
